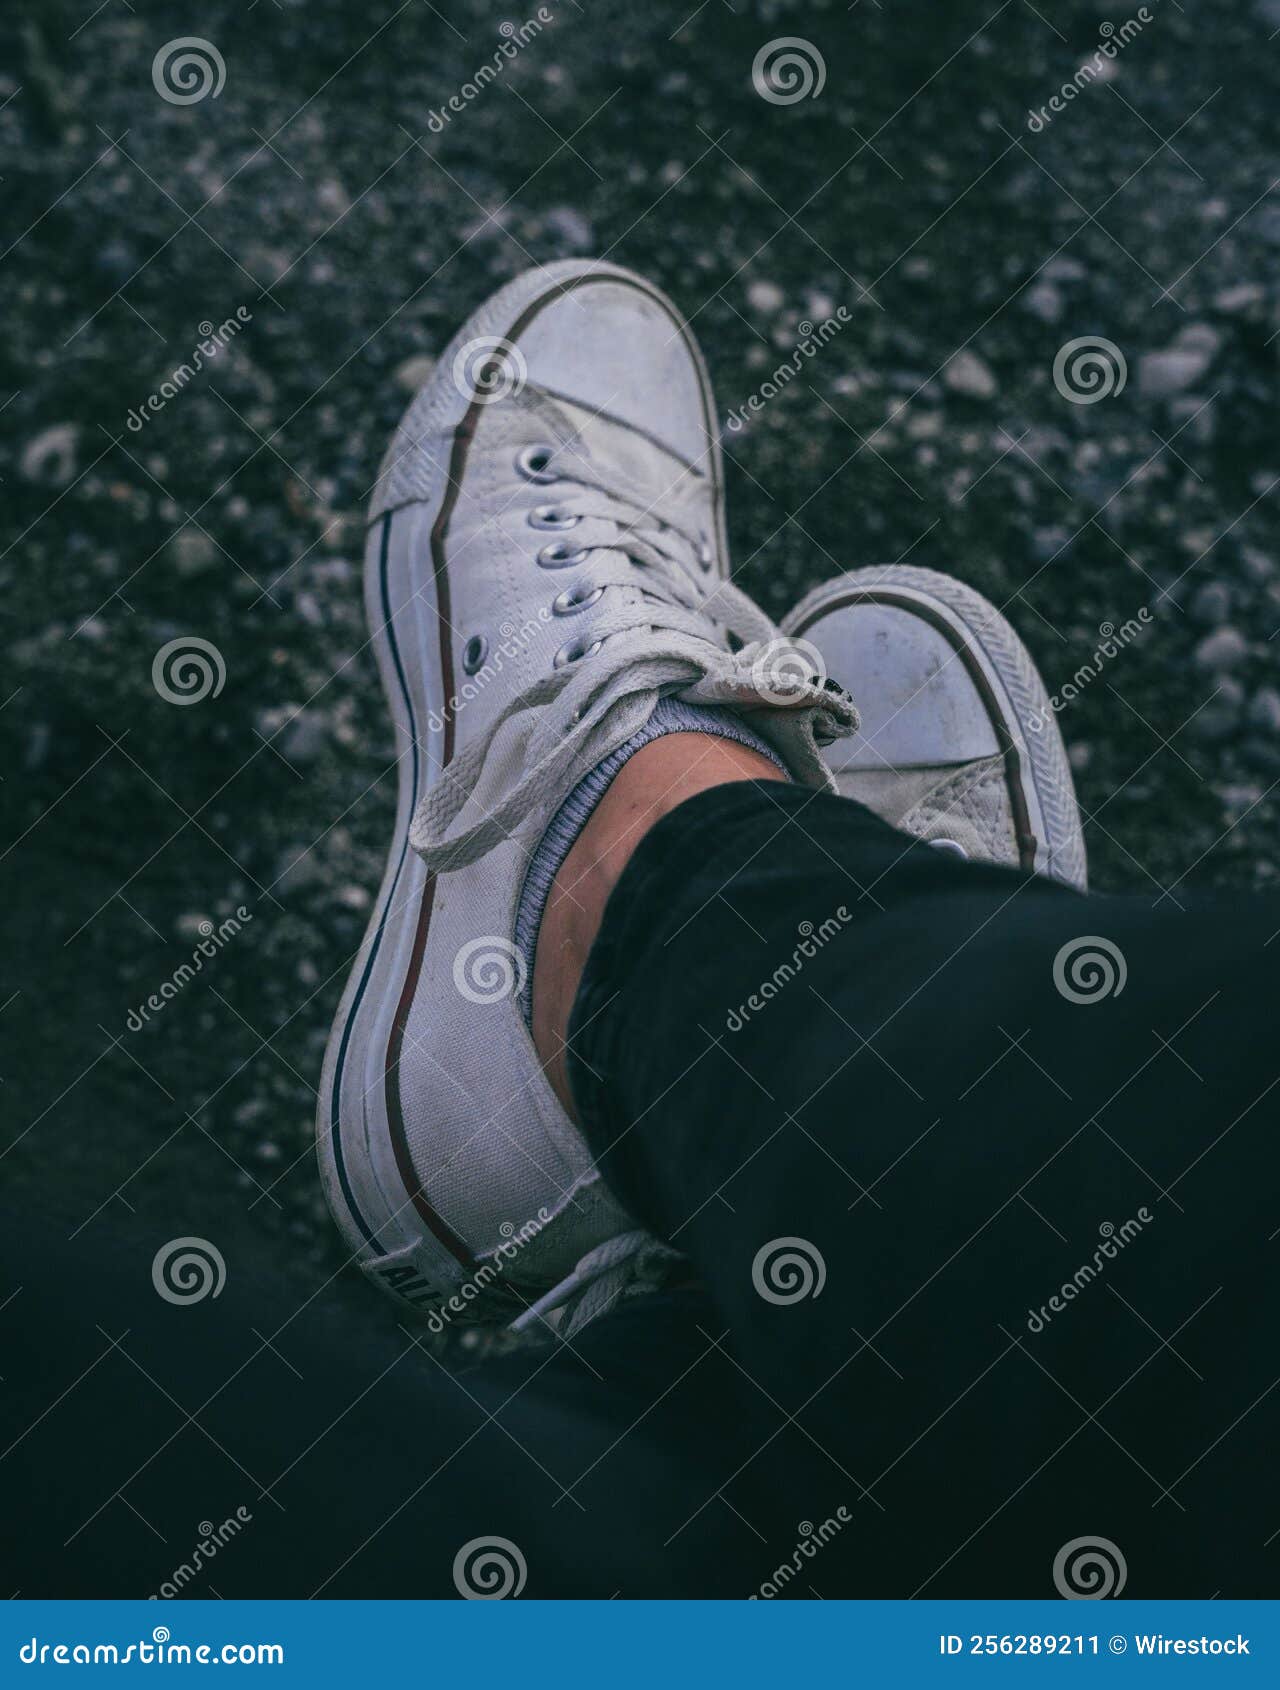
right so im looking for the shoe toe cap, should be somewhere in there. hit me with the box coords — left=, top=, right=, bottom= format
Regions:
left=797, top=598, right=1002, bottom=769
left=515, top=277, right=713, bottom=465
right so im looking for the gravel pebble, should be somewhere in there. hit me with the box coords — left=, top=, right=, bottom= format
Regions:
left=1214, top=283, right=1266, bottom=313
left=746, top=279, right=785, bottom=313
left=545, top=206, right=594, bottom=250
left=1241, top=547, right=1276, bottom=584
left=1189, top=581, right=1232, bottom=626
left=1023, top=282, right=1064, bottom=324
left=1190, top=677, right=1245, bottom=742
left=20, top=423, right=79, bottom=486
left=278, top=711, right=328, bottom=766
left=942, top=349, right=997, bottom=399
left=169, top=530, right=219, bottom=578
left=1247, top=687, right=1280, bottom=735
left=1137, top=324, right=1222, bottom=399
left=1193, top=626, right=1250, bottom=673
left=393, top=355, right=437, bottom=393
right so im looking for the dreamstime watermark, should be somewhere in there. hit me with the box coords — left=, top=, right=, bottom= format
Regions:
left=148, top=1510, right=253, bottom=1600
left=1028, top=611, right=1153, bottom=731
left=1053, top=1535, right=1128, bottom=1599
left=152, top=38, right=226, bottom=105
left=152, top=636, right=226, bottom=705
left=152, top=1237, right=227, bottom=1305
left=1053, top=335, right=1128, bottom=404
left=424, top=1209, right=553, bottom=1332
left=1053, top=936, right=1127, bottom=1004
left=1026, top=1212, right=1153, bottom=1333
left=453, top=937, right=528, bottom=1005
left=428, top=608, right=552, bottom=735
left=725, top=309, right=852, bottom=430
left=19, top=1630, right=283, bottom=1667
left=752, top=37, right=826, bottom=105
left=427, top=12, right=554, bottom=132
left=752, top=1237, right=826, bottom=1305
left=126, top=309, right=251, bottom=432
left=453, top=1535, right=527, bottom=1598
left=727, top=908, right=852, bottom=1032
left=1027, top=10, right=1157, bottom=132
left=126, top=908, right=252, bottom=1032
left=750, top=1510, right=853, bottom=1598
left=749, top=637, right=829, bottom=707
left=451, top=335, right=528, bottom=404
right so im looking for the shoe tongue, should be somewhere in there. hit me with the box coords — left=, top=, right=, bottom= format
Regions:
left=838, top=764, right=969, bottom=824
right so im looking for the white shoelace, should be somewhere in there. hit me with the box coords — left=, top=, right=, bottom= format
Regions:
left=411, top=438, right=857, bottom=874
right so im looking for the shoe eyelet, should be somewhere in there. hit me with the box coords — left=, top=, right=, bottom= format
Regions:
left=537, top=540, right=589, bottom=569
left=697, top=531, right=714, bottom=571
left=529, top=504, right=580, bottom=532
left=553, top=636, right=604, bottom=669
left=516, top=443, right=558, bottom=483
left=462, top=635, right=488, bottom=675
left=929, top=837, right=968, bottom=859
left=552, top=582, right=605, bottom=616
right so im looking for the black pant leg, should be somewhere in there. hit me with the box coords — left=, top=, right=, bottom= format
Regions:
left=0, top=1205, right=788, bottom=1598
left=571, top=781, right=1280, bottom=1596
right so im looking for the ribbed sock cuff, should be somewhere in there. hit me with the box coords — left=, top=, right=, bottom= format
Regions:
left=513, top=698, right=787, bottom=1021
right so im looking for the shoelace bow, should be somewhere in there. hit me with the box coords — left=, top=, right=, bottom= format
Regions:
left=410, top=439, right=853, bottom=874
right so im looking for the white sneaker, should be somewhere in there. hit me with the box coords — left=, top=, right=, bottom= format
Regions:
left=783, top=565, right=1087, bottom=888
left=317, top=260, right=855, bottom=1332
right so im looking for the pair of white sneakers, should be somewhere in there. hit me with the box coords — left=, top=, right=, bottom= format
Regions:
left=316, top=260, right=1086, bottom=1335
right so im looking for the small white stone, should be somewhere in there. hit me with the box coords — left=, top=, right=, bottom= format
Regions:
left=943, top=349, right=997, bottom=400
left=20, top=423, right=79, bottom=486
left=394, top=355, right=436, bottom=393
left=747, top=279, right=785, bottom=313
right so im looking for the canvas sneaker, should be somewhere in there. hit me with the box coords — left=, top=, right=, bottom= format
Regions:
left=317, top=259, right=856, bottom=1334
left=783, top=565, right=1087, bottom=887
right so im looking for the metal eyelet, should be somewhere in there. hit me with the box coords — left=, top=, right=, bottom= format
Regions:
left=552, top=582, right=605, bottom=616
left=553, top=636, right=604, bottom=669
left=529, top=504, right=580, bottom=531
left=929, top=837, right=968, bottom=859
left=697, top=531, right=714, bottom=571
left=537, top=540, right=589, bottom=569
left=527, top=503, right=578, bottom=530
left=462, top=635, right=488, bottom=675
left=515, top=443, right=558, bottom=483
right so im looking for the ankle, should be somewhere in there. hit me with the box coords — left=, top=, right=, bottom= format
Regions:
left=531, top=732, right=785, bottom=1115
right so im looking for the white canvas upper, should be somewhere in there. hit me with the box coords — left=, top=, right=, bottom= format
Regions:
left=317, top=261, right=856, bottom=1333
left=783, top=566, right=1087, bottom=888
